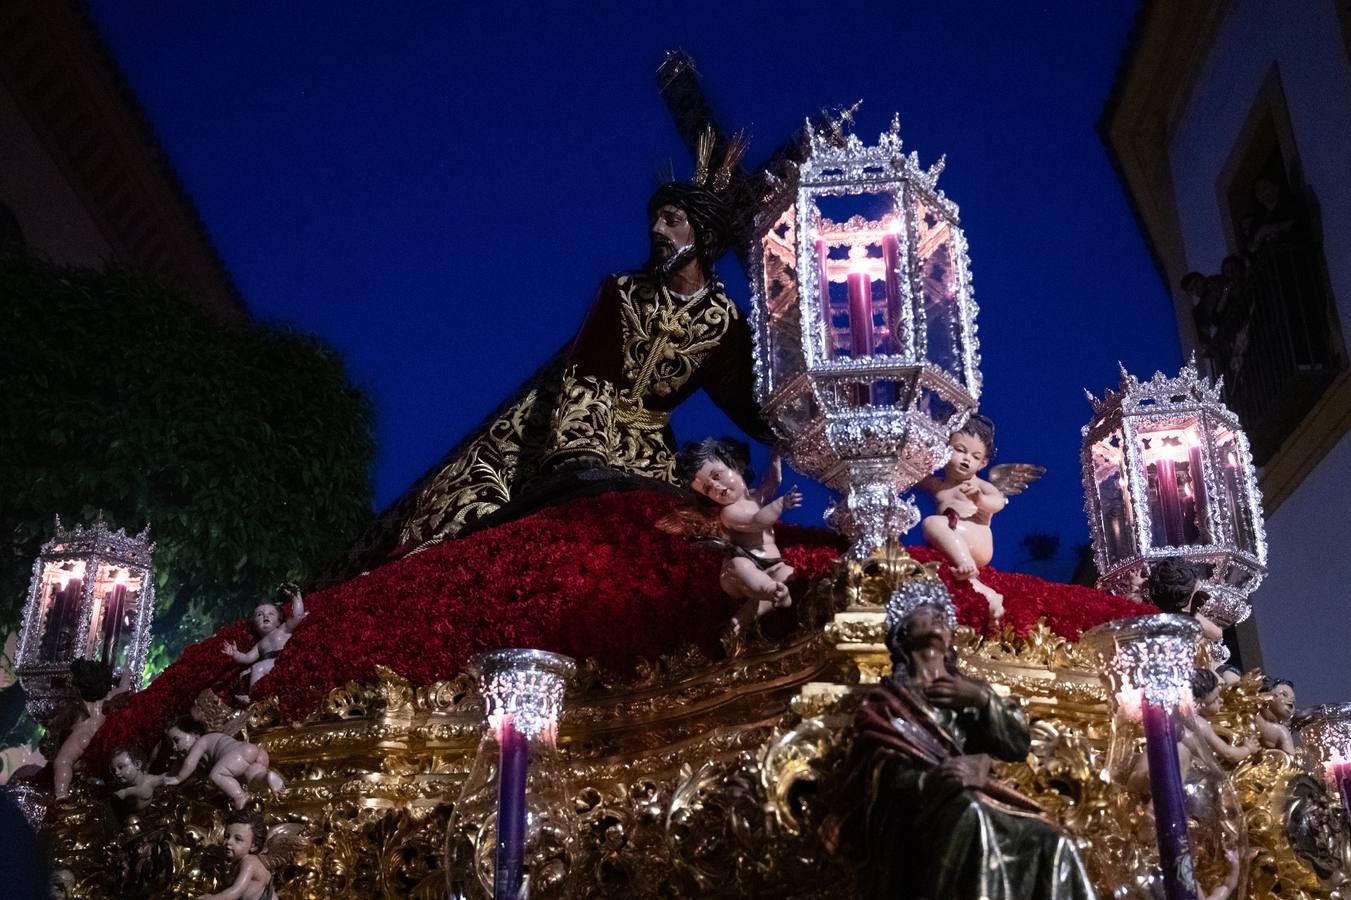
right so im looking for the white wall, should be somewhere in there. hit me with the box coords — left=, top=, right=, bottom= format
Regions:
left=1248, top=433, right=1351, bottom=706
left=1168, top=0, right=1351, bottom=705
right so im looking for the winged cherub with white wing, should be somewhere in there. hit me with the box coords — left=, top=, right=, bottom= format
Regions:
left=918, top=413, right=1044, bottom=621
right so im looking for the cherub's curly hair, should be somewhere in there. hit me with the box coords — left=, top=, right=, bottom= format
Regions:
left=226, top=808, right=267, bottom=852
left=1144, top=557, right=1210, bottom=613
left=168, top=715, right=205, bottom=736
left=1261, top=676, right=1294, bottom=694
left=674, top=437, right=754, bottom=499
left=955, top=413, right=997, bottom=463
left=1190, top=667, right=1219, bottom=701
left=69, top=658, right=114, bottom=702
left=109, top=745, right=148, bottom=769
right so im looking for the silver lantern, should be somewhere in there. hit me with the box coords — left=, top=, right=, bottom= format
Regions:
left=747, top=115, right=981, bottom=557
left=1081, top=360, right=1267, bottom=638
left=15, top=515, right=156, bottom=720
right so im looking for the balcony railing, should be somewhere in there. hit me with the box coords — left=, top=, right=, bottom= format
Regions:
left=1187, top=241, right=1343, bottom=465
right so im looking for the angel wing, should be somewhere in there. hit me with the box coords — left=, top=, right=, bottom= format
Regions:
left=191, top=689, right=252, bottom=738
left=988, top=463, right=1046, bottom=498
left=258, top=822, right=309, bottom=872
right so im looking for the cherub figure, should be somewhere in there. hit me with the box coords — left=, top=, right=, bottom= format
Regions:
left=1257, top=677, right=1297, bottom=754
left=1143, top=557, right=1225, bottom=645
left=164, top=695, right=284, bottom=810
left=52, top=659, right=132, bottom=800
left=223, top=584, right=307, bottom=693
left=918, top=414, right=1043, bottom=621
left=1188, top=668, right=1258, bottom=766
left=110, top=745, right=168, bottom=814
left=197, top=808, right=306, bottom=900
left=670, top=438, right=803, bottom=634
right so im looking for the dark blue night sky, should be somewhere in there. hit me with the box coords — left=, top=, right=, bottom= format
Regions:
left=85, top=1, right=1179, bottom=574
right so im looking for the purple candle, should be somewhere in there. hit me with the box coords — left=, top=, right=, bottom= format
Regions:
left=1152, top=458, right=1184, bottom=547
left=1334, top=760, right=1351, bottom=830
left=494, top=715, right=528, bottom=900
left=847, top=271, right=874, bottom=358
left=1142, top=700, right=1199, bottom=900
left=882, top=233, right=902, bottom=355
left=816, top=240, right=834, bottom=357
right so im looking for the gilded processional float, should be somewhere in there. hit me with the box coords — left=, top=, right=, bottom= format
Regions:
left=13, top=53, right=1351, bottom=900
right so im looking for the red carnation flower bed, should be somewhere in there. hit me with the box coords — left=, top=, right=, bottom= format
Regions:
left=88, top=490, right=1146, bottom=768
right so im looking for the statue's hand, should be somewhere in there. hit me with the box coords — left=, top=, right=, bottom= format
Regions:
left=222, top=642, right=238, bottom=659
left=924, top=674, right=988, bottom=710
left=780, top=486, right=803, bottom=511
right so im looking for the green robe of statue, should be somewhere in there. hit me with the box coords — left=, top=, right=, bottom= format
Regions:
left=847, top=675, right=1098, bottom=900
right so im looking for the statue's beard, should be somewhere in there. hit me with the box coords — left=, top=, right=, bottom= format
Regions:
left=647, top=240, right=697, bottom=277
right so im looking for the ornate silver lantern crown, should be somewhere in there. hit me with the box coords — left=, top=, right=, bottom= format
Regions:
left=884, top=577, right=958, bottom=635
left=748, top=113, right=981, bottom=558
left=15, top=514, right=156, bottom=721
left=1081, top=360, right=1267, bottom=650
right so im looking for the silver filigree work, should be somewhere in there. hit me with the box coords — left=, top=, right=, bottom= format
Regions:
left=747, top=113, right=981, bottom=558
left=15, top=515, right=156, bottom=721
left=1298, top=703, right=1351, bottom=781
left=470, top=649, right=575, bottom=741
left=1082, top=614, right=1202, bottom=719
left=1080, top=359, right=1267, bottom=648
left=884, top=577, right=957, bottom=635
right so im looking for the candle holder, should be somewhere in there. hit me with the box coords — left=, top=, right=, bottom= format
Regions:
left=1081, top=361, right=1267, bottom=658
left=1082, top=614, right=1248, bottom=900
left=446, top=649, right=576, bottom=900
left=747, top=115, right=980, bottom=557
left=1298, top=703, right=1351, bottom=829
left=14, top=514, right=155, bottom=723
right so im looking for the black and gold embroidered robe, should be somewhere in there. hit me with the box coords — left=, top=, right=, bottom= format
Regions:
left=354, top=271, right=767, bottom=566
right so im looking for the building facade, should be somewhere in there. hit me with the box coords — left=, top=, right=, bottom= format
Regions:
left=0, top=0, right=242, bottom=314
left=1102, top=0, right=1351, bottom=704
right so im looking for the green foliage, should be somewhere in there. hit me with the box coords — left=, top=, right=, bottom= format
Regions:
left=0, top=255, right=375, bottom=656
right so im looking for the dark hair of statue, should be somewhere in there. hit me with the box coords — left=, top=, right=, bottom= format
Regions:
left=110, top=745, right=148, bottom=769
left=226, top=808, right=268, bottom=853
left=647, top=182, right=735, bottom=275
left=674, top=437, right=755, bottom=505
left=69, top=658, right=114, bottom=702
left=884, top=612, right=961, bottom=681
left=169, top=715, right=206, bottom=736
left=1144, top=557, right=1210, bottom=613
left=1262, top=676, right=1295, bottom=693
left=1190, top=667, right=1219, bottom=701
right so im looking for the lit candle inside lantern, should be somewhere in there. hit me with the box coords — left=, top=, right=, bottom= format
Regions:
left=1332, top=757, right=1351, bottom=830
left=816, top=240, right=834, bottom=357
left=882, top=231, right=902, bottom=354
left=1142, top=700, right=1200, bottom=900
left=847, top=271, right=874, bottom=358
left=494, top=714, right=528, bottom=900
left=1152, top=457, right=1184, bottom=547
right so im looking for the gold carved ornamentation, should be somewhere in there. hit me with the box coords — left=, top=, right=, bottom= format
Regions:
left=41, top=551, right=1351, bottom=898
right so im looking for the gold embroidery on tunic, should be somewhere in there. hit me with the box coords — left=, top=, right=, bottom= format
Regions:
left=393, top=274, right=740, bottom=547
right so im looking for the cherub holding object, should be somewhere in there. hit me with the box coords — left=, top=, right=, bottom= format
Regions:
left=110, top=745, right=168, bottom=814
left=1257, top=677, right=1297, bottom=754
left=223, top=584, right=307, bottom=693
left=197, top=808, right=306, bottom=900
left=918, top=414, right=1043, bottom=621
left=670, top=438, right=803, bottom=634
left=52, top=659, right=132, bottom=800
left=164, top=692, right=284, bottom=810
left=1188, top=668, right=1258, bottom=766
